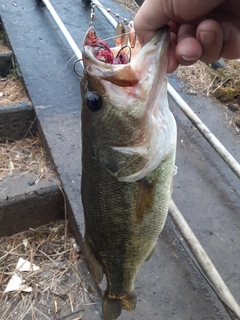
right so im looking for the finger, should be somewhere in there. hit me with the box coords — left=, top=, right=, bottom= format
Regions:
left=196, top=20, right=223, bottom=63
left=220, top=22, right=240, bottom=59
left=167, top=32, right=178, bottom=73
left=175, top=24, right=203, bottom=65
left=168, top=21, right=180, bottom=35
left=134, top=0, right=225, bottom=45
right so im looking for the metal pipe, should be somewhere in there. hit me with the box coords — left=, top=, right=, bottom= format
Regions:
left=42, top=0, right=82, bottom=60
left=169, top=200, right=240, bottom=318
left=92, top=0, right=117, bottom=28
left=167, top=83, right=240, bottom=179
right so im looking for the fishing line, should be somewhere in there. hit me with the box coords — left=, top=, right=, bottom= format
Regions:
left=59, top=54, right=76, bottom=75
left=99, top=31, right=133, bottom=43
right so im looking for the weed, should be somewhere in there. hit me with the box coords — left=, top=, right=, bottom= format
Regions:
left=7, top=61, right=21, bottom=79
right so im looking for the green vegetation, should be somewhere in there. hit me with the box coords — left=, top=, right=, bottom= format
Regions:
left=7, top=62, right=22, bottom=79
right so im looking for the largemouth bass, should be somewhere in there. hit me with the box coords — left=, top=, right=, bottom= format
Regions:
left=81, top=25, right=176, bottom=320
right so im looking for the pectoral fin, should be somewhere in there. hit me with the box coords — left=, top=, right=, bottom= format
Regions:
left=136, top=177, right=157, bottom=223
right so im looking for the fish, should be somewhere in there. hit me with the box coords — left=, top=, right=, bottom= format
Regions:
left=80, top=24, right=177, bottom=320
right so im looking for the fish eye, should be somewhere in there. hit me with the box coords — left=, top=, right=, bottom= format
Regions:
left=86, top=92, right=102, bottom=112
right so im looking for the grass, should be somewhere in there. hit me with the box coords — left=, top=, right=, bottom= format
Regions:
left=0, top=76, right=26, bottom=106
left=175, top=60, right=240, bottom=131
left=7, top=62, right=22, bottom=79
left=0, top=136, right=57, bottom=183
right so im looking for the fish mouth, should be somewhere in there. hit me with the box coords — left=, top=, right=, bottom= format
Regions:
left=82, top=25, right=169, bottom=88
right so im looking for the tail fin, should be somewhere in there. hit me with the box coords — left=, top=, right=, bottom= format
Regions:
left=102, top=294, right=122, bottom=320
left=102, top=291, right=136, bottom=320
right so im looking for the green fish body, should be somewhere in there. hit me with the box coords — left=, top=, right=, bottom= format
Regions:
left=81, top=26, right=176, bottom=320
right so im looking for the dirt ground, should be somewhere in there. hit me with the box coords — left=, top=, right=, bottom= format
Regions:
left=0, top=220, right=98, bottom=320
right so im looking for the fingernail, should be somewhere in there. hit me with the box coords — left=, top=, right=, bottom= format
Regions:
left=181, top=55, right=198, bottom=62
left=199, top=31, right=216, bottom=46
left=222, top=24, right=230, bottom=42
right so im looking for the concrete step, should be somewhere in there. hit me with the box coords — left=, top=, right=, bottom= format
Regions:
left=0, top=174, right=64, bottom=236
left=0, top=99, right=64, bottom=236
left=0, top=98, right=64, bottom=236
left=0, top=23, right=64, bottom=237
left=0, top=101, right=37, bottom=142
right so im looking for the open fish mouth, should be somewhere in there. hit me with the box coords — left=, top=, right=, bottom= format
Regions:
left=82, top=23, right=169, bottom=87
left=82, top=22, right=138, bottom=65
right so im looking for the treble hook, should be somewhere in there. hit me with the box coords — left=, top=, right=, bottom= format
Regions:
left=73, top=59, right=83, bottom=78
left=116, top=45, right=132, bottom=63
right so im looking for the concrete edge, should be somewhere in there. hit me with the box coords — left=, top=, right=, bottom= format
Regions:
left=0, top=176, right=64, bottom=236
left=0, top=101, right=37, bottom=141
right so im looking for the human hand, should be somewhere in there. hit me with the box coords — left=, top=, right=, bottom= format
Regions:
left=134, top=0, right=240, bottom=73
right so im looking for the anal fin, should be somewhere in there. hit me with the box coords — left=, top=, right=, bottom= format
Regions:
left=84, top=236, right=103, bottom=283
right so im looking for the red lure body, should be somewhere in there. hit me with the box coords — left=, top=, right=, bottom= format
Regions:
left=84, top=27, right=130, bottom=65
